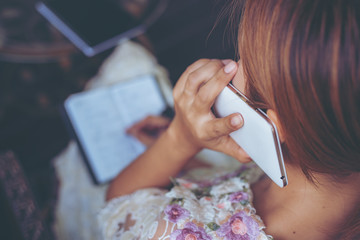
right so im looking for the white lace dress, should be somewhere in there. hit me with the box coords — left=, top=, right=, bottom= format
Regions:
left=98, top=164, right=273, bottom=240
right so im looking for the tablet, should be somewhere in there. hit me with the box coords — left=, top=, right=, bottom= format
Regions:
left=36, top=0, right=145, bottom=56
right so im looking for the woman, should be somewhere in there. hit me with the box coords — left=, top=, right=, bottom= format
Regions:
left=101, top=0, right=360, bottom=239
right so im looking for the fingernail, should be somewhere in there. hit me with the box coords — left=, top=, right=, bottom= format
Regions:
left=221, top=59, right=232, bottom=65
left=224, top=61, right=237, bottom=74
left=231, top=114, right=243, bottom=127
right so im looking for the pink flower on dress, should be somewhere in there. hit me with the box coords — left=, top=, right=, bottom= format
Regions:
left=164, top=204, right=190, bottom=223
left=216, top=203, right=226, bottom=209
left=182, top=182, right=195, bottom=188
left=228, top=191, right=249, bottom=203
left=185, top=234, right=197, bottom=240
left=231, top=219, right=248, bottom=235
left=216, top=211, right=259, bottom=240
left=170, top=222, right=212, bottom=240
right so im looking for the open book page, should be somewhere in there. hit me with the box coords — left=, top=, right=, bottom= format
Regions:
left=64, top=75, right=167, bottom=184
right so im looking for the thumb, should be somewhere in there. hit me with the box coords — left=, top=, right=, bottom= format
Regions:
left=131, top=130, right=156, bottom=147
left=208, top=113, right=244, bottom=138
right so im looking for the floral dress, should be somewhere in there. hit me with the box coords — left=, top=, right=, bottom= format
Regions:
left=98, top=164, right=273, bottom=240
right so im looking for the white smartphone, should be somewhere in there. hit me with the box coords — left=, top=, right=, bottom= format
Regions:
left=213, top=83, right=288, bottom=187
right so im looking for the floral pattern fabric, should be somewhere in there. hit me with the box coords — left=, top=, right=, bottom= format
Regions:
left=98, top=164, right=273, bottom=240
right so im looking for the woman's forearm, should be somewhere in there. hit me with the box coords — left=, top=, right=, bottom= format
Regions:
left=106, top=124, right=200, bottom=200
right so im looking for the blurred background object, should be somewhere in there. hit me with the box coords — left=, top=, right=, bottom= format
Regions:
left=0, top=0, right=235, bottom=238
left=0, top=151, right=55, bottom=240
left=0, top=0, right=75, bottom=63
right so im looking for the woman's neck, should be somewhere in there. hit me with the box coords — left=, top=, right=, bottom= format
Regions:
left=252, top=164, right=360, bottom=240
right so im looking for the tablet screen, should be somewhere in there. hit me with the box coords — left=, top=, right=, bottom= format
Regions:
left=43, top=0, right=141, bottom=46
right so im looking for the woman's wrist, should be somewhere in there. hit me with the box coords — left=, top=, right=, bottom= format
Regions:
left=107, top=122, right=200, bottom=200
left=164, top=120, right=202, bottom=159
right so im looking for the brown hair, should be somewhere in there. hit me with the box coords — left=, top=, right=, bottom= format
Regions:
left=233, top=0, right=360, bottom=238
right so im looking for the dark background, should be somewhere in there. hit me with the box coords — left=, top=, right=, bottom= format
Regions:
left=0, top=0, right=235, bottom=238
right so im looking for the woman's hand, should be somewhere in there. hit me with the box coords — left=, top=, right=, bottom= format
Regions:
left=168, top=59, right=251, bottom=162
left=107, top=59, right=250, bottom=200
left=127, top=115, right=171, bottom=147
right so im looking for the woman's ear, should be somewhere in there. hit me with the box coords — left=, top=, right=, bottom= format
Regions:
left=267, top=109, right=286, bottom=143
